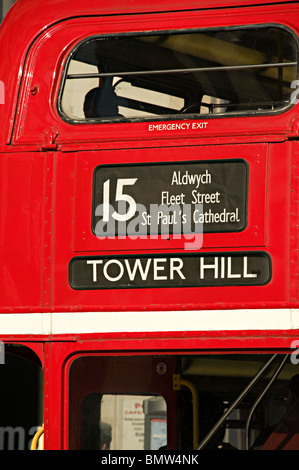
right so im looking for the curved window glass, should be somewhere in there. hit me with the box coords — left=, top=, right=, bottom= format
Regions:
left=59, top=26, right=298, bottom=123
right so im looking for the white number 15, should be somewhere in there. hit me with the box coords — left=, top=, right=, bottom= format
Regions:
left=103, top=178, right=137, bottom=222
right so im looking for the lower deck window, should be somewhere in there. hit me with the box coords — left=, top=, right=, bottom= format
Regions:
left=68, top=353, right=299, bottom=450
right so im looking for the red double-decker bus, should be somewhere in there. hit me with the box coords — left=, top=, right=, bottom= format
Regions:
left=1, top=0, right=299, bottom=451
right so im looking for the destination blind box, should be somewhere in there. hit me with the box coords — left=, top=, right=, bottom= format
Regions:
left=92, top=159, right=248, bottom=238
left=69, top=252, right=271, bottom=290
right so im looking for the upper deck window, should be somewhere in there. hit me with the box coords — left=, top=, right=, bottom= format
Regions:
left=59, top=26, right=298, bottom=122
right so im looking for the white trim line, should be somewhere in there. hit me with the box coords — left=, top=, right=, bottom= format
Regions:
left=0, top=309, right=298, bottom=335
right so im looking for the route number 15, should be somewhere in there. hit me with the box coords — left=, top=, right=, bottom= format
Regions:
left=102, top=178, right=137, bottom=222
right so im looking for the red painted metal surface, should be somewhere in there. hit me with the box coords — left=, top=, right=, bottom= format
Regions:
left=1, top=0, right=299, bottom=450
left=0, top=1, right=298, bottom=314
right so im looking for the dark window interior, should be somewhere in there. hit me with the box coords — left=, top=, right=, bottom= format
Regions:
left=60, top=26, right=298, bottom=122
left=69, top=353, right=299, bottom=450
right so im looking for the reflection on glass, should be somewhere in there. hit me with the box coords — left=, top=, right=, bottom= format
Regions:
left=60, top=26, right=298, bottom=122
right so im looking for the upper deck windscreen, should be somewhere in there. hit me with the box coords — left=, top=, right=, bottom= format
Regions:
left=59, top=25, right=298, bottom=122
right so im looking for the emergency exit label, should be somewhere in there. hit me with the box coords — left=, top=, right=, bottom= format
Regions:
left=69, top=252, right=271, bottom=290
left=92, top=159, right=248, bottom=238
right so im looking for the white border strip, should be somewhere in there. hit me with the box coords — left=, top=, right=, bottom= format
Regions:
left=0, top=309, right=298, bottom=335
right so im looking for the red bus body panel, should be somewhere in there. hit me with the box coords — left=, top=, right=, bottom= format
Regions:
left=0, top=1, right=298, bottom=314
left=1, top=0, right=299, bottom=450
